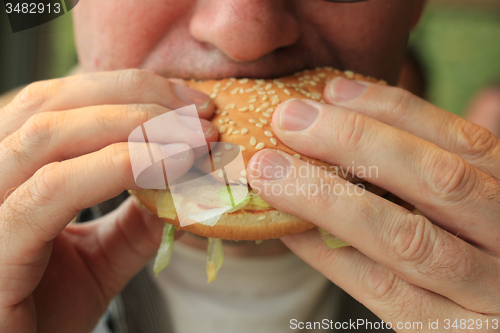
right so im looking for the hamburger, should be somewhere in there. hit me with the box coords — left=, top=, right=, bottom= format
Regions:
left=130, top=68, right=386, bottom=279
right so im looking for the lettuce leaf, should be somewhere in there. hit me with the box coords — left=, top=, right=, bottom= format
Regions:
left=153, top=222, right=176, bottom=276
left=317, top=227, right=350, bottom=249
left=206, top=238, right=224, bottom=283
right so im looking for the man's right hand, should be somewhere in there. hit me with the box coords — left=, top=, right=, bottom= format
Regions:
left=0, top=69, right=218, bottom=333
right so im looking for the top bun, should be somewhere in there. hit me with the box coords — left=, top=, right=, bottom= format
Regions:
left=131, top=68, right=386, bottom=240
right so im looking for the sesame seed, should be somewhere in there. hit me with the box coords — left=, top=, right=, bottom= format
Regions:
left=215, top=110, right=221, bottom=114
left=255, top=142, right=265, bottom=150
left=250, top=137, right=257, bottom=146
left=239, top=78, right=249, bottom=84
left=222, top=87, right=228, bottom=91
left=219, top=126, right=227, bottom=133
left=239, top=88, right=244, bottom=94
left=304, top=75, right=311, bottom=79
left=256, top=79, right=265, bottom=85
left=214, top=82, right=222, bottom=88
left=227, top=128, right=234, bottom=135
left=262, top=96, right=268, bottom=101
left=256, top=123, right=263, bottom=128
left=229, top=121, right=236, bottom=125
left=249, top=104, right=255, bottom=111
left=255, top=107, right=262, bottom=113
left=245, top=88, right=254, bottom=93
left=284, top=89, right=291, bottom=95
left=270, top=138, right=278, bottom=145
left=271, top=98, right=280, bottom=106
left=226, top=103, right=236, bottom=109
left=265, top=83, right=273, bottom=90
left=232, top=130, right=240, bottom=135
left=309, top=81, right=317, bottom=86
left=267, top=90, right=276, bottom=95
left=210, top=93, right=217, bottom=99
left=226, top=81, right=233, bottom=86
left=345, top=70, right=355, bottom=79
left=214, top=157, right=221, bottom=163
left=262, top=112, right=271, bottom=118
left=218, top=119, right=224, bottom=124
left=225, top=144, right=232, bottom=150
left=213, top=88, right=220, bottom=93
left=259, top=118, right=268, bottom=124
left=239, top=107, right=248, bottom=112
left=318, top=73, right=326, bottom=78
left=249, top=119, right=257, bottom=123
left=258, top=91, right=266, bottom=95
left=240, top=170, right=247, bottom=176
left=239, top=177, right=247, bottom=184
left=221, top=111, right=228, bottom=116
left=313, top=76, right=321, bottom=82
left=231, top=88, right=239, bottom=94
left=277, top=83, right=285, bottom=88
left=239, top=145, right=247, bottom=151
left=261, top=102, right=270, bottom=109
left=214, top=151, right=223, bottom=156
left=293, top=154, right=301, bottom=159
left=264, top=130, right=273, bottom=137
left=266, top=108, right=274, bottom=113
left=250, top=95, right=257, bottom=98
left=248, top=98, right=257, bottom=103
left=224, top=118, right=230, bottom=123
left=230, top=77, right=236, bottom=81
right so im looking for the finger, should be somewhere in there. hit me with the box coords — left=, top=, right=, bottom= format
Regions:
left=465, top=87, right=500, bottom=137
left=324, top=78, right=500, bottom=174
left=271, top=98, right=500, bottom=253
left=0, top=104, right=217, bottom=198
left=0, top=141, right=193, bottom=307
left=58, top=197, right=169, bottom=301
left=0, top=69, right=215, bottom=140
left=247, top=150, right=500, bottom=313
left=281, top=229, right=485, bottom=332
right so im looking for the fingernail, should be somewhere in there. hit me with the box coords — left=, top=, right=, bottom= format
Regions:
left=329, top=77, right=367, bottom=101
left=180, top=117, right=214, bottom=136
left=256, top=150, right=290, bottom=181
left=279, top=99, right=319, bottom=131
left=161, top=143, right=190, bottom=161
left=172, top=84, right=211, bottom=109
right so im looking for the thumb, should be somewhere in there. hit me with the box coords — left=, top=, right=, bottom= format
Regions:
left=74, top=196, right=172, bottom=300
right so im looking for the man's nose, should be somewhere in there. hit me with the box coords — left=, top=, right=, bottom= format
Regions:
left=190, top=0, right=300, bottom=62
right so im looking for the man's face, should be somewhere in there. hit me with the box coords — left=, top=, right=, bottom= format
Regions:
left=72, top=0, right=424, bottom=84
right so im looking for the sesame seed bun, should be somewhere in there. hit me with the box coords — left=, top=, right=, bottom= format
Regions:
left=131, top=68, right=386, bottom=240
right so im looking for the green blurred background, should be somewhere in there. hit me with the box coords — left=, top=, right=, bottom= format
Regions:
left=1, top=0, right=500, bottom=117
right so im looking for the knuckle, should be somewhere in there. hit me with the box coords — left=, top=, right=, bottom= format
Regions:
left=126, top=104, right=163, bottom=124
left=422, top=150, right=477, bottom=202
left=18, top=112, right=55, bottom=149
left=102, top=143, right=133, bottom=186
left=334, top=111, right=370, bottom=153
left=390, top=213, right=435, bottom=265
left=390, top=213, right=476, bottom=282
left=14, top=80, right=60, bottom=113
left=29, top=162, right=64, bottom=205
left=306, top=175, right=340, bottom=212
left=453, top=119, right=499, bottom=161
left=117, top=69, right=152, bottom=94
left=385, top=87, right=415, bottom=120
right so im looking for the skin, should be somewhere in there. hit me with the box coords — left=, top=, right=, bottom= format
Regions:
left=2, top=0, right=498, bottom=332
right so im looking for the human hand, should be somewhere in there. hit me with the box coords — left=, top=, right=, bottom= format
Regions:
left=0, top=70, right=218, bottom=333
left=248, top=77, right=500, bottom=332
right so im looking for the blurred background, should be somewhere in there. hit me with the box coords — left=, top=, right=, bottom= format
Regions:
left=1, top=0, right=500, bottom=119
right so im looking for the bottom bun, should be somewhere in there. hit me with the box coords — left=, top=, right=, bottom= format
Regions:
left=131, top=189, right=315, bottom=241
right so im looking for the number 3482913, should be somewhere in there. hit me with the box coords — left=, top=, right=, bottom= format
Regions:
left=5, top=3, right=61, bottom=14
